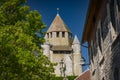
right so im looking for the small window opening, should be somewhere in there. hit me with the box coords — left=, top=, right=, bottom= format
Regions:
left=50, top=32, right=52, bottom=38
left=62, top=32, right=65, bottom=37
left=56, top=32, right=59, bottom=37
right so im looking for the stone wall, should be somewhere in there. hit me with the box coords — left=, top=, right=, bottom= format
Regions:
left=89, top=0, right=120, bottom=80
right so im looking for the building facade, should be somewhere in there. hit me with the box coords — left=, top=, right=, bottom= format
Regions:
left=82, top=0, right=120, bottom=80
left=42, top=13, right=83, bottom=76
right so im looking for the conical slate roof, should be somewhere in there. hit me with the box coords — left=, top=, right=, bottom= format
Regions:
left=73, top=35, right=80, bottom=44
left=47, top=14, right=71, bottom=33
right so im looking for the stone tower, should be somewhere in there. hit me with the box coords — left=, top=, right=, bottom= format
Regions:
left=42, top=13, right=83, bottom=76
left=72, top=35, right=82, bottom=75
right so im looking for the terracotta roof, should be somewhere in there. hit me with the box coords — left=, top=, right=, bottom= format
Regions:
left=51, top=46, right=72, bottom=51
left=47, top=14, right=71, bottom=33
left=75, top=70, right=90, bottom=80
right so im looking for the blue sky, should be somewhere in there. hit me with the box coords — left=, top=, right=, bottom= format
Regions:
left=27, top=0, right=89, bottom=71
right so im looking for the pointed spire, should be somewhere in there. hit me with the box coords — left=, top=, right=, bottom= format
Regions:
left=47, top=10, right=71, bottom=33
left=57, top=8, right=59, bottom=16
left=73, top=35, right=80, bottom=44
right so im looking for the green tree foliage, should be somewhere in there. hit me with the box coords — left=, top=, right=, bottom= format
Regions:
left=0, top=0, right=55, bottom=79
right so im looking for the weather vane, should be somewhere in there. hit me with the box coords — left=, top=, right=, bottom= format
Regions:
left=57, top=8, right=59, bottom=14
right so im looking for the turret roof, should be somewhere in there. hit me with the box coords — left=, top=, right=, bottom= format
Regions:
left=47, top=14, right=71, bottom=33
left=73, top=35, right=80, bottom=44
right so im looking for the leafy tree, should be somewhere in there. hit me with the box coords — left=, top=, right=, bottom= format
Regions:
left=0, top=0, right=55, bottom=80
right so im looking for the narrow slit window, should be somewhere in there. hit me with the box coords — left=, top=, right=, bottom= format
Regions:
left=47, top=33, right=49, bottom=38
left=56, top=32, right=59, bottom=37
left=62, top=32, right=65, bottom=37
left=50, top=32, right=52, bottom=38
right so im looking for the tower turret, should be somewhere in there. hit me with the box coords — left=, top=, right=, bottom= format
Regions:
left=41, top=39, right=50, bottom=58
left=72, top=35, right=81, bottom=53
left=72, top=35, right=83, bottom=75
